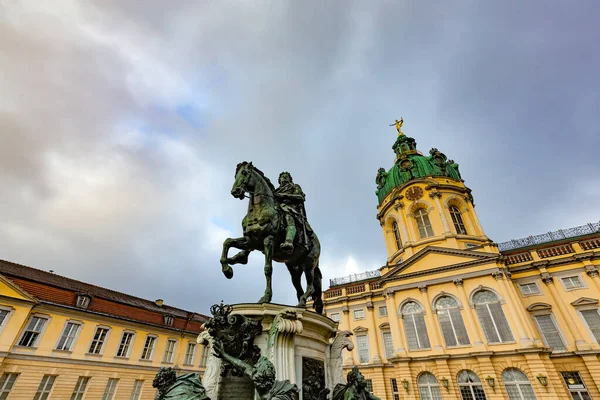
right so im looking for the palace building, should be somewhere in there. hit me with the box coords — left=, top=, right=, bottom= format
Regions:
left=0, top=259, right=208, bottom=399
left=320, top=126, right=600, bottom=400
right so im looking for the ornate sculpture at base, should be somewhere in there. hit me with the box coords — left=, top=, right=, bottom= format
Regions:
left=152, top=367, right=210, bottom=400
left=332, top=367, right=381, bottom=400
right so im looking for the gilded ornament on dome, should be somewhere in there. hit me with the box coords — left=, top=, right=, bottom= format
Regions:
left=405, top=186, right=424, bottom=201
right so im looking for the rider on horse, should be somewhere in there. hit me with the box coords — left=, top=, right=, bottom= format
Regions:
left=275, top=172, right=310, bottom=254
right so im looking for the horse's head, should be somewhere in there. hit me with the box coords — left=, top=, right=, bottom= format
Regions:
left=231, top=161, right=254, bottom=199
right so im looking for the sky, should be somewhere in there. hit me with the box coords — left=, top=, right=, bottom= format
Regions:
left=1, top=1, right=599, bottom=313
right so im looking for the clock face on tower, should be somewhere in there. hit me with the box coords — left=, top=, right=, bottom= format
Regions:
left=405, top=186, right=424, bottom=201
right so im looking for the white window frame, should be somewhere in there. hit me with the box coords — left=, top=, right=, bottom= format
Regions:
left=532, top=313, right=567, bottom=352
left=199, top=344, right=209, bottom=367
left=449, top=205, right=468, bottom=235
left=577, top=307, right=600, bottom=344
left=414, top=209, right=434, bottom=238
left=0, top=372, right=19, bottom=398
left=163, top=339, right=178, bottom=363
left=115, top=330, right=136, bottom=358
left=0, top=305, right=15, bottom=336
left=519, top=282, right=541, bottom=296
left=71, top=376, right=90, bottom=400
left=76, top=295, right=91, bottom=309
left=184, top=342, right=197, bottom=365
left=18, top=314, right=50, bottom=347
left=382, top=330, right=394, bottom=359
left=353, top=309, right=366, bottom=320
left=390, top=378, right=400, bottom=400
left=434, top=296, right=470, bottom=347
left=378, top=306, right=388, bottom=317
left=34, top=374, right=57, bottom=400
left=472, top=290, right=514, bottom=344
left=401, top=302, right=431, bottom=350
left=356, top=334, right=369, bottom=364
left=140, top=334, right=157, bottom=360
left=502, top=369, right=537, bottom=400
left=560, top=274, right=586, bottom=291
left=418, top=373, right=443, bottom=400
left=131, top=379, right=144, bottom=400
left=102, top=378, right=119, bottom=400
left=88, top=326, right=111, bottom=355
left=55, top=320, right=83, bottom=351
left=330, top=313, right=341, bottom=322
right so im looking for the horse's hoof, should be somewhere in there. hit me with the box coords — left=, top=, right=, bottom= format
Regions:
left=222, top=265, right=234, bottom=279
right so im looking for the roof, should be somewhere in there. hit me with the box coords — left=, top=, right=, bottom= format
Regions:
left=0, top=259, right=208, bottom=333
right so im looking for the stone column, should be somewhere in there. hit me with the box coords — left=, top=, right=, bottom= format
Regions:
left=385, top=289, right=407, bottom=356
left=492, top=272, right=533, bottom=347
left=494, top=272, right=535, bottom=347
left=419, top=285, right=444, bottom=352
left=431, top=192, right=450, bottom=233
left=396, top=201, right=413, bottom=244
left=454, top=279, right=486, bottom=350
left=366, top=301, right=382, bottom=364
left=541, top=273, right=590, bottom=350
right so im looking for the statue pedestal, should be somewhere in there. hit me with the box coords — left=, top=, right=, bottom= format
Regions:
left=200, top=303, right=352, bottom=400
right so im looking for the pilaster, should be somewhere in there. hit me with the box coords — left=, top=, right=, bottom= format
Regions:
left=366, top=301, right=382, bottom=364
left=385, top=290, right=407, bottom=357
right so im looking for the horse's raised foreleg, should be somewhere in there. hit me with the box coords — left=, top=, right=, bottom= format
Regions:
left=220, top=236, right=251, bottom=279
left=287, top=263, right=304, bottom=301
left=258, top=235, right=274, bottom=304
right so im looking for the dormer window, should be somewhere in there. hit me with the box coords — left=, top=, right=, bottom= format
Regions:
left=76, top=295, right=91, bottom=309
left=164, top=315, right=174, bottom=326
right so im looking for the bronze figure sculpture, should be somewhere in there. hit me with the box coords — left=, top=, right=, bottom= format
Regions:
left=220, top=162, right=323, bottom=314
left=332, top=367, right=381, bottom=400
left=152, top=367, right=210, bottom=400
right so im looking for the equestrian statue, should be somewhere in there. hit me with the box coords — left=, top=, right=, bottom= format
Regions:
left=220, top=161, right=324, bottom=314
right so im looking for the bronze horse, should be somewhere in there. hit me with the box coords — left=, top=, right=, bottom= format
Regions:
left=220, top=162, right=323, bottom=314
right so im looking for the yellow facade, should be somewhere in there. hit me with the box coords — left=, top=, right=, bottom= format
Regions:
left=0, top=270, right=207, bottom=399
left=321, top=131, right=600, bottom=399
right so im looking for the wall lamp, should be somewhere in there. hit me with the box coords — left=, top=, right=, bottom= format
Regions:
left=401, top=379, right=410, bottom=392
left=440, top=377, right=449, bottom=389
left=485, top=376, right=495, bottom=388
left=536, top=374, right=548, bottom=386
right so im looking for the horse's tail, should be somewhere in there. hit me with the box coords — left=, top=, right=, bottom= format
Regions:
left=313, top=265, right=324, bottom=314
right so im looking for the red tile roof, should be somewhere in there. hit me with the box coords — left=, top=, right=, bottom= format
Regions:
left=0, top=259, right=207, bottom=333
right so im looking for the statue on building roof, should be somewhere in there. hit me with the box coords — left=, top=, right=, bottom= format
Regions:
left=375, top=168, right=388, bottom=190
left=389, top=118, right=404, bottom=136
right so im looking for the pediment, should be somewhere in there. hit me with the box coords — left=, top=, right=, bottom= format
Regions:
left=571, top=297, right=599, bottom=307
left=0, top=274, right=36, bottom=302
left=381, top=246, right=498, bottom=282
left=379, top=322, right=390, bottom=329
left=353, top=326, right=368, bottom=333
left=527, top=302, right=552, bottom=312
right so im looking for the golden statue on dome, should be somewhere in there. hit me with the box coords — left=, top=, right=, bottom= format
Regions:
left=389, top=117, right=404, bottom=136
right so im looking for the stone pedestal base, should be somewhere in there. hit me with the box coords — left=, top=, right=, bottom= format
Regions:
left=200, top=303, right=351, bottom=400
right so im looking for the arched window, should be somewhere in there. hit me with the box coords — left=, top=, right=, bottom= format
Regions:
left=392, top=221, right=402, bottom=250
left=414, top=209, right=434, bottom=238
left=401, top=302, right=430, bottom=350
left=435, top=296, right=470, bottom=347
left=418, top=373, right=443, bottom=400
left=473, top=290, right=514, bottom=343
left=502, top=369, right=537, bottom=400
left=449, top=206, right=467, bottom=235
left=458, top=370, right=487, bottom=400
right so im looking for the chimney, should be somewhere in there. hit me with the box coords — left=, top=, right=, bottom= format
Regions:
left=155, top=299, right=164, bottom=307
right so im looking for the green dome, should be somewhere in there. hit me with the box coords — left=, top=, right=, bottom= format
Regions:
left=375, top=134, right=462, bottom=204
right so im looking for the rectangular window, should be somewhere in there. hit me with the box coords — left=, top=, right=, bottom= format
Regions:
left=353, top=309, right=365, bottom=320
left=581, top=309, right=600, bottom=343
left=562, top=276, right=584, bottom=290
left=357, top=335, right=369, bottom=363
left=0, top=373, right=19, bottom=399
left=561, top=371, right=590, bottom=399
left=465, top=243, right=479, bottom=249
left=404, top=312, right=431, bottom=350
left=116, top=331, right=135, bottom=357
left=330, top=313, right=341, bottom=322
left=519, top=282, right=540, bottom=295
left=378, top=306, right=388, bottom=317
left=390, top=378, right=400, bottom=400
left=34, top=375, right=56, bottom=400
left=18, top=316, right=48, bottom=347
left=184, top=342, right=197, bottom=365
left=56, top=322, right=81, bottom=351
left=71, top=376, right=90, bottom=400
left=534, top=314, right=566, bottom=352
left=0, top=309, right=10, bottom=327
left=200, top=344, right=209, bottom=366
left=102, top=378, right=119, bottom=400
left=365, top=379, right=373, bottom=393
left=89, top=327, right=110, bottom=354
left=382, top=331, right=394, bottom=359
left=130, top=380, right=144, bottom=400
left=140, top=335, right=157, bottom=360
left=163, top=339, right=177, bottom=363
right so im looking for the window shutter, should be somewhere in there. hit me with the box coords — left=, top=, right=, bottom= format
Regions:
left=489, top=303, right=514, bottom=342
left=534, top=315, right=566, bottom=351
left=581, top=310, right=600, bottom=342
